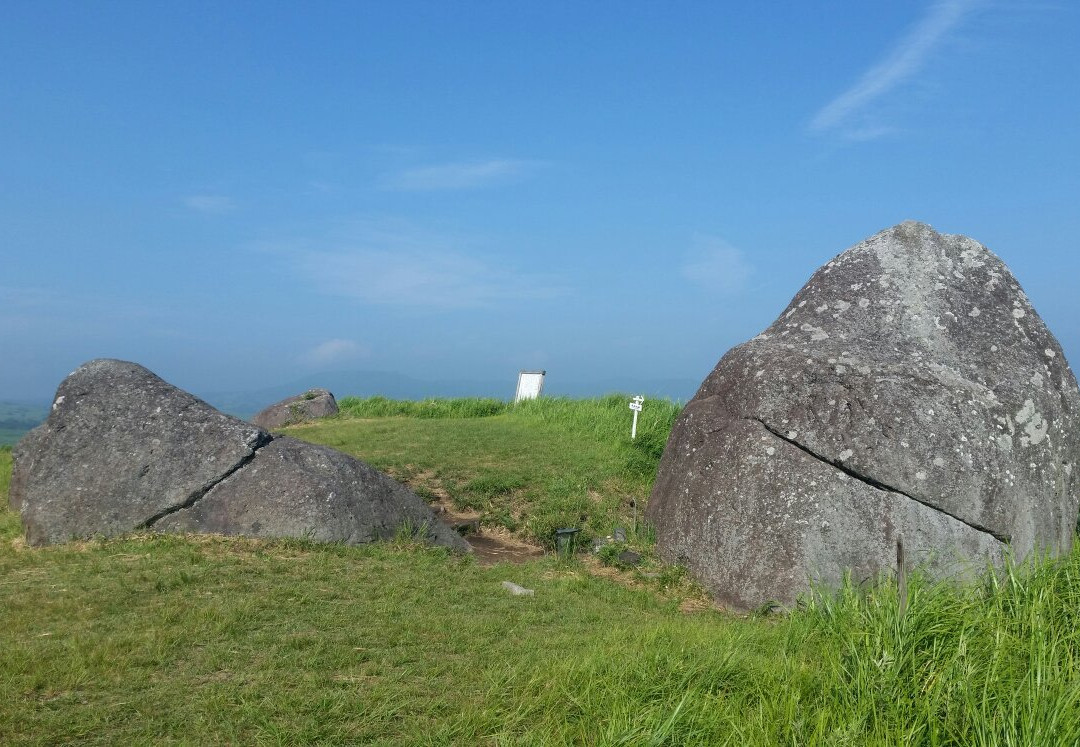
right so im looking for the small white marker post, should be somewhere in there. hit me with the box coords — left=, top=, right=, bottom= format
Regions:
left=629, top=395, right=644, bottom=439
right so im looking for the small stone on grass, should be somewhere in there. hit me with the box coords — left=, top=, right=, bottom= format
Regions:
left=501, top=581, right=534, bottom=596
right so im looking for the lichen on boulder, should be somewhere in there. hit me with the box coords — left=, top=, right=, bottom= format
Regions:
left=646, top=222, right=1080, bottom=610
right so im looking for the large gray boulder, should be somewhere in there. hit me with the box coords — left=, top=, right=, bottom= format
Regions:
left=647, top=222, right=1080, bottom=610
left=11, top=359, right=468, bottom=551
left=153, top=436, right=455, bottom=545
left=252, top=388, right=338, bottom=430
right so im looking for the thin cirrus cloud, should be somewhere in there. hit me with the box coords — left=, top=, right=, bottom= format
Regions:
left=809, top=0, right=983, bottom=138
left=680, top=236, right=753, bottom=295
left=298, top=248, right=564, bottom=308
left=382, top=159, right=542, bottom=191
left=264, top=222, right=566, bottom=310
left=299, top=339, right=367, bottom=367
left=183, top=194, right=237, bottom=214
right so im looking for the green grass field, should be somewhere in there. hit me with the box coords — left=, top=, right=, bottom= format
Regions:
left=3, top=402, right=1080, bottom=744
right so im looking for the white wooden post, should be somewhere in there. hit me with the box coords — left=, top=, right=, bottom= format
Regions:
left=629, top=395, right=644, bottom=439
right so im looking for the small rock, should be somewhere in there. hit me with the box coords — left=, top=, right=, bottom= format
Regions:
left=617, top=550, right=642, bottom=567
left=252, top=388, right=338, bottom=429
left=501, top=581, right=534, bottom=596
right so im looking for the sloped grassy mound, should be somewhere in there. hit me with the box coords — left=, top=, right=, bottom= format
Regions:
left=295, top=395, right=682, bottom=549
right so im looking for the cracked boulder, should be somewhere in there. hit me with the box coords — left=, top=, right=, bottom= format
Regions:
left=646, top=221, right=1080, bottom=610
left=10, top=359, right=468, bottom=551
left=252, top=388, right=338, bottom=430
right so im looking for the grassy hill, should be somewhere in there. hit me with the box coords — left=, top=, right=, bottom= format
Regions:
left=2, top=400, right=1080, bottom=744
left=291, top=395, right=679, bottom=548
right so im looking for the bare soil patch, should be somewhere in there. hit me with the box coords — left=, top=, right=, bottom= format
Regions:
left=426, top=490, right=545, bottom=566
left=466, top=526, right=546, bottom=566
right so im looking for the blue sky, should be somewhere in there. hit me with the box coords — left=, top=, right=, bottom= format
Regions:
left=3, top=1, right=1078, bottom=403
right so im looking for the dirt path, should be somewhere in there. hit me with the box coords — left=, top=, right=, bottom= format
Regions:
left=465, top=528, right=546, bottom=566
left=426, top=490, right=546, bottom=566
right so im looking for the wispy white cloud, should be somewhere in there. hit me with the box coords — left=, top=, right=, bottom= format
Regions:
left=382, top=159, right=541, bottom=191
left=680, top=236, right=753, bottom=294
left=300, top=339, right=367, bottom=367
left=184, top=194, right=236, bottom=214
left=810, top=0, right=982, bottom=138
left=297, top=249, right=564, bottom=308
left=260, top=220, right=567, bottom=309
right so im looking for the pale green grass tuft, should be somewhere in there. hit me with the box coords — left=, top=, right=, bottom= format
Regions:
left=338, top=395, right=508, bottom=419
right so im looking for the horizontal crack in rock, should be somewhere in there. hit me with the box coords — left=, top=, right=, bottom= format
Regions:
left=750, top=417, right=1011, bottom=545
left=140, top=432, right=275, bottom=529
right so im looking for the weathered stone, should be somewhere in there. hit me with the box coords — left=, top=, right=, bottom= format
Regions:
left=153, top=436, right=467, bottom=548
left=252, top=388, right=338, bottom=430
left=13, top=359, right=271, bottom=546
left=646, top=222, right=1080, bottom=610
left=11, top=359, right=468, bottom=552
left=501, top=581, right=535, bottom=596
left=8, top=424, right=45, bottom=514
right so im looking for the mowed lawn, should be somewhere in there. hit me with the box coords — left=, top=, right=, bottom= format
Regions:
left=3, top=400, right=1080, bottom=745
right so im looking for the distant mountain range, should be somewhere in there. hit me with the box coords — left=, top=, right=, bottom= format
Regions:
left=1, top=371, right=698, bottom=445
left=0, top=401, right=50, bottom=447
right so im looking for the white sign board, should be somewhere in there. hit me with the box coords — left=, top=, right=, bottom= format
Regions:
left=514, top=370, right=546, bottom=402
left=629, top=395, right=644, bottom=439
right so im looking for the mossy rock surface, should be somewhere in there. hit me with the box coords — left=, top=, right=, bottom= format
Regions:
left=253, top=388, right=339, bottom=429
